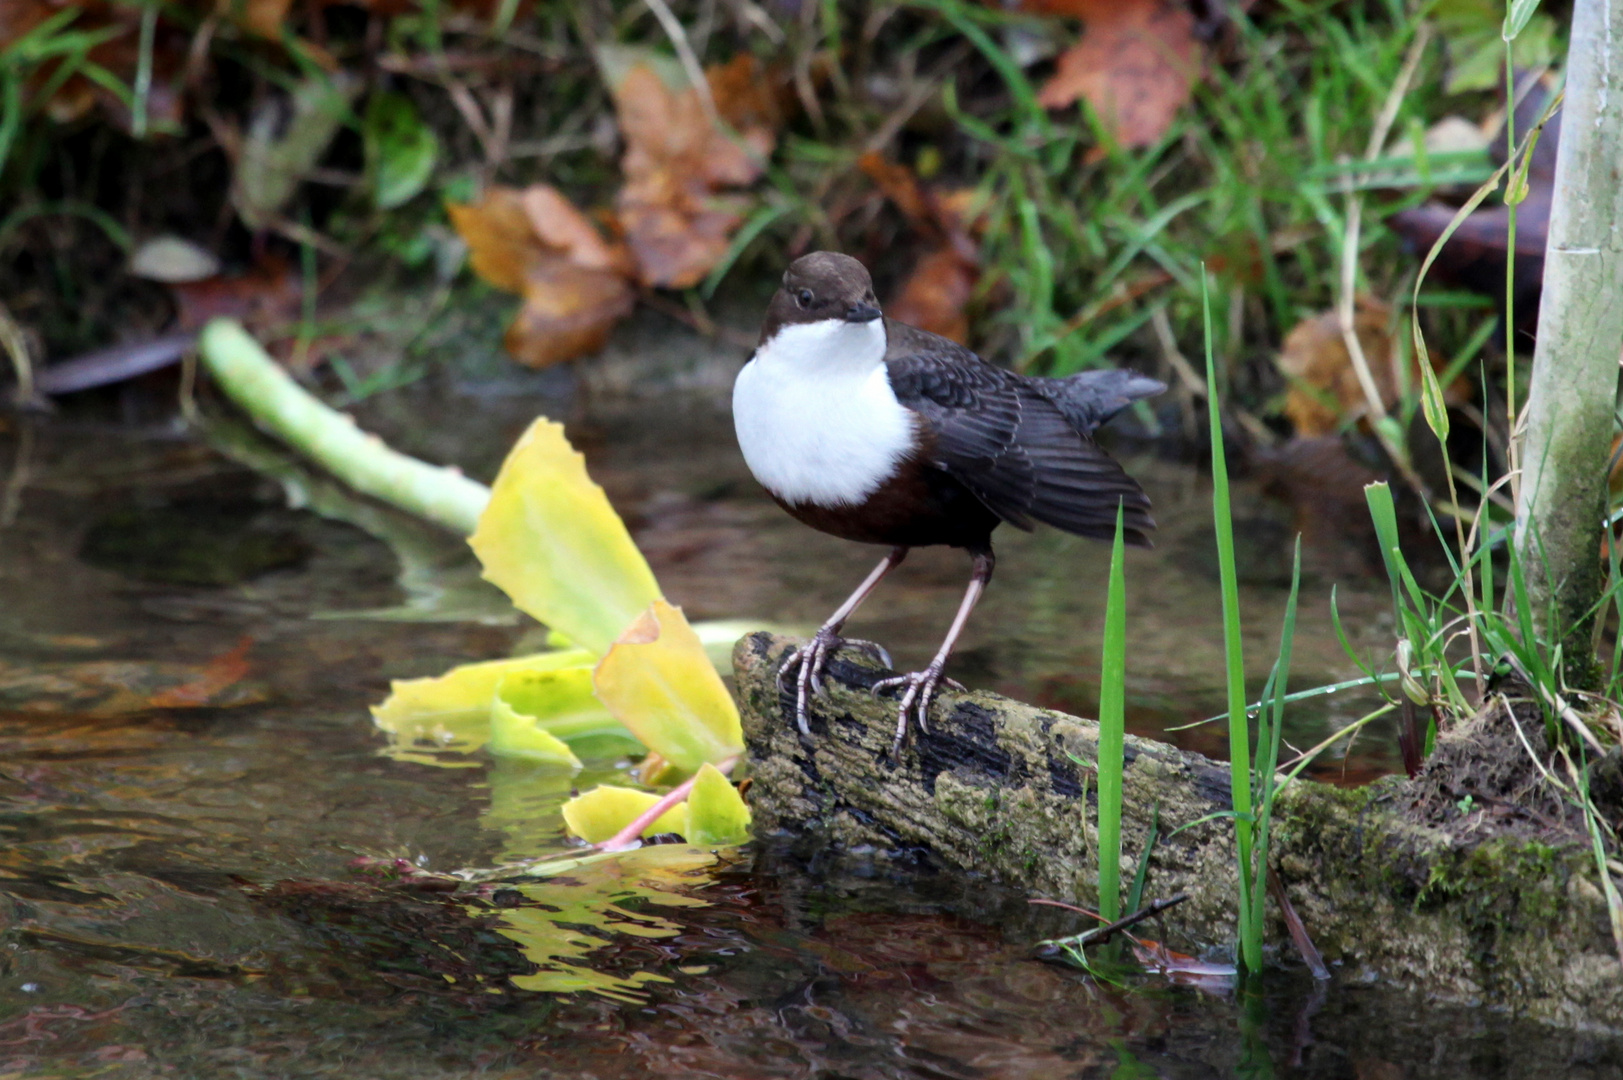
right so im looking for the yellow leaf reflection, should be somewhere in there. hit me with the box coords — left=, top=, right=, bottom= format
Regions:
left=468, top=418, right=661, bottom=656
left=480, top=758, right=579, bottom=860
left=488, top=845, right=721, bottom=1001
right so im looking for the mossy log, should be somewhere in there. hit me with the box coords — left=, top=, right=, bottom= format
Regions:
left=736, top=633, right=1623, bottom=1029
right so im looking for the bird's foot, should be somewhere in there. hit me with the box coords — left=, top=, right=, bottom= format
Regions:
left=777, top=631, right=893, bottom=735
left=872, top=664, right=965, bottom=754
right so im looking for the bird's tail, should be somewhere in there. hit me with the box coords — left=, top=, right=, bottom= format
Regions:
left=1035, top=369, right=1166, bottom=435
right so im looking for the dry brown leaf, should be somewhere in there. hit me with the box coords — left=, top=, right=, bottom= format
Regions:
left=169, top=256, right=301, bottom=332
left=858, top=152, right=982, bottom=343
left=448, top=184, right=636, bottom=368
left=610, top=56, right=784, bottom=288
left=447, top=185, right=536, bottom=293
left=521, top=185, right=631, bottom=275
left=505, top=260, right=635, bottom=368
left=888, top=248, right=978, bottom=343
left=240, top=0, right=296, bottom=38
left=857, top=151, right=936, bottom=226
left=1276, top=298, right=1463, bottom=437
left=1030, top=0, right=1201, bottom=153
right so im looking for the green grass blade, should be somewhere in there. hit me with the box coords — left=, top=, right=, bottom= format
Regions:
left=1203, top=266, right=1255, bottom=971
left=1125, top=803, right=1160, bottom=917
left=1096, top=500, right=1128, bottom=922
left=1247, top=539, right=1302, bottom=956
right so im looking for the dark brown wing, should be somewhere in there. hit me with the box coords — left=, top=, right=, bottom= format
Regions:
left=884, top=321, right=1155, bottom=546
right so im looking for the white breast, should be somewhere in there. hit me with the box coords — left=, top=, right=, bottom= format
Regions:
left=732, top=319, right=915, bottom=507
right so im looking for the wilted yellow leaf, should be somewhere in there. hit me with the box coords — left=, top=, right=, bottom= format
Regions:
left=562, top=785, right=687, bottom=843
left=370, top=648, right=596, bottom=755
left=594, top=599, right=743, bottom=774
left=489, top=689, right=583, bottom=768
left=683, top=762, right=751, bottom=845
left=469, top=418, right=661, bottom=657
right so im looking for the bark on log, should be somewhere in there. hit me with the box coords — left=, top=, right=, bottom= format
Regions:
left=737, top=632, right=1623, bottom=1028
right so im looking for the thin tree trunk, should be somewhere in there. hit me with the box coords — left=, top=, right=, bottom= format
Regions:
left=1514, top=1, right=1623, bottom=688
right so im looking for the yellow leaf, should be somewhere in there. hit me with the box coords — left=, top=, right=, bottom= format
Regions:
left=562, top=785, right=687, bottom=843
left=489, top=687, right=583, bottom=768
left=593, top=599, right=743, bottom=773
left=469, top=418, right=661, bottom=657
left=682, top=762, right=751, bottom=846
left=496, top=666, right=631, bottom=747
left=371, top=649, right=597, bottom=756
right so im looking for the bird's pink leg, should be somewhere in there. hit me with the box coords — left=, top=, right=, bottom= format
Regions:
left=779, top=546, right=908, bottom=734
left=874, top=551, right=994, bottom=753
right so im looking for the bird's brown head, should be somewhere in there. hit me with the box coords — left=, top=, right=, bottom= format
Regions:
left=759, top=252, right=882, bottom=345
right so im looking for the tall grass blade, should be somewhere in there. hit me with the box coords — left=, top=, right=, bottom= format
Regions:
left=1125, top=803, right=1160, bottom=917
left=1096, top=500, right=1128, bottom=922
left=1202, top=267, right=1256, bottom=971
left=1245, top=539, right=1301, bottom=963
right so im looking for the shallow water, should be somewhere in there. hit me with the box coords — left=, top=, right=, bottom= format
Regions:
left=1, top=365, right=1617, bottom=1077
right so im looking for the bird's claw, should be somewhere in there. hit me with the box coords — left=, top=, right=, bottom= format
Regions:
left=778, top=630, right=892, bottom=735
left=838, top=637, right=893, bottom=670
left=872, top=665, right=960, bottom=753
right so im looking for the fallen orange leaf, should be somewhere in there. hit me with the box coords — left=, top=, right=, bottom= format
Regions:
left=1276, top=298, right=1465, bottom=437
left=1029, top=0, right=1202, bottom=154
left=448, top=184, right=636, bottom=368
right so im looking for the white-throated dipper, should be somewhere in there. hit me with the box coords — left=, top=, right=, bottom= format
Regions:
left=733, top=251, right=1162, bottom=750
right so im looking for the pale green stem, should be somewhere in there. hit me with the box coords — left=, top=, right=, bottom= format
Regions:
left=197, top=318, right=491, bottom=535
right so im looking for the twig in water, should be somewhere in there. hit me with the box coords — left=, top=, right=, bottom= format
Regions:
left=1032, top=893, right=1189, bottom=951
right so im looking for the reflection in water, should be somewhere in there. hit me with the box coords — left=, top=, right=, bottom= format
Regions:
left=1, top=402, right=1619, bottom=1077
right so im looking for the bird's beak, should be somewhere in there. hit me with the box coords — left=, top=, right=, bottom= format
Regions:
left=843, top=302, right=882, bottom=323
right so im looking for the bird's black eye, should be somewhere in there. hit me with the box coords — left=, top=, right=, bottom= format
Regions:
left=796, top=289, right=814, bottom=308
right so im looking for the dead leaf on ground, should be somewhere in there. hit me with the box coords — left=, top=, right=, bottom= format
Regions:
left=169, top=256, right=302, bottom=333
left=608, top=52, right=787, bottom=288
left=447, top=184, right=636, bottom=367
left=1026, top=0, right=1203, bottom=155
left=858, top=152, right=982, bottom=343
left=888, top=248, right=978, bottom=343
left=1276, top=297, right=1466, bottom=437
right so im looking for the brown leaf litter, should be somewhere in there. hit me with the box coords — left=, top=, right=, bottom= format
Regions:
left=1275, top=296, right=1467, bottom=437
left=1024, top=0, right=1204, bottom=156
